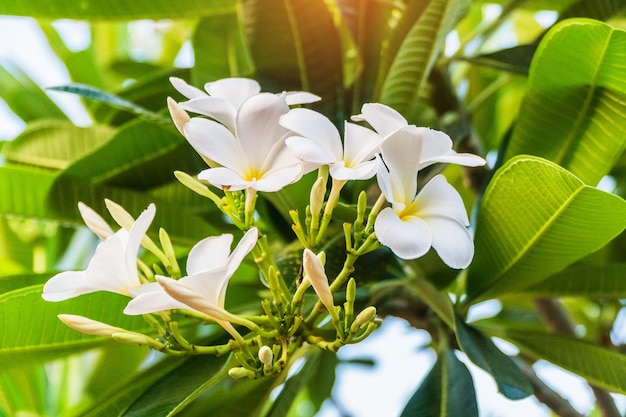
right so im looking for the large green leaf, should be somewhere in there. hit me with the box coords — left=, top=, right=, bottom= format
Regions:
left=0, top=165, right=218, bottom=245
left=559, top=0, right=626, bottom=21
left=378, top=0, right=469, bottom=117
left=466, top=156, right=626, bottom=303
left=454, top=316, right=532, bottom=400
left=400, top=349, right=477, bottom=417
left=0, top=285, right=152, bottom=368
left=242, top=0, right=344, bottom=118
left=191, top=13, right=255, bottom=84
left=514, top=262, right=626, bottom=297
left=0, top=0, right=236, bottom=19
left=503, top=19, right=626, bottom=185
left=0, top=62, right=67, bottom=122
left=491, top=330, right=626, bottom=395
left=2, top=120, right=113, bottom=170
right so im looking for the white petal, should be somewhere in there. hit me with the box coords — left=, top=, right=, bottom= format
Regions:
left=426, top=217, right=474, bottom=269
left=374, top=207, right=432, bottom=260
left=357, top=103, right=407, bottom=136
left=124, top=283, right=188, bottom=315
left=283, top=91, right=321, bottom=105
left=236, top=93, right=289, bottom=169
left=125, top=204, right=156, bottom=286
left=380, top=126, right=422, bottom=203
left=184, top=118, right=243, bottom=171
left=330, top=160, right=377, bottom=181
left=225, top=228, right=258, bottom=278
left=253, top=164, right=303, bottom=192
left=205, top=78, right=261, bottom=108
left=42, top=271, right=99, bottom=301
left=280, top=108, right=343, bottom=161
left=180, top=97, right=237, bottom=131
left=187, top=234, right=234, bottom=275
left=375, top=155, right=395, bottom=204
left=157, top=276, right=231, bottom=320
left=285, top=137, right=336, bottom=165
left=167, top=97, right=191, bottom=136
left=78, top=202, right=114, bottom=240
left=176, top=268, right=229, bottom=307
left=198, top=167, right=252, bottom=191
left=412, top=175, right=469, bottom=225
left=343, top=122, right=383, bottom=167
left=419, top=152, right=487, bottom=169
left=86, top=231, right=134, bottom=292
left=170, top=77, right=206, bottom=100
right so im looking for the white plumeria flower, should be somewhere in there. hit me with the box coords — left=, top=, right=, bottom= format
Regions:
left=42, top=204, right=156, bottom=301
left=374, top=129, right=475, bottom=268
left=184, top=93, right=308, bottom=192
left=353, top=103, right=486, bottom=169
left=170, top=77, right=319, bottom=133
left=281, top=108, right=383, bottom=180
left=124, top=228, right=258, bottom=319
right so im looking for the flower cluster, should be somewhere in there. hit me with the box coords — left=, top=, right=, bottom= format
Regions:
left=43, top=77, right=485, bottom=378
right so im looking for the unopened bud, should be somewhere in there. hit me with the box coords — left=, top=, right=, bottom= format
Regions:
left=302, top=249, right=334, bottom=313
left=258, top=346, right=273, bottom=366
left=346, top=278, right=356, bottom=305
left=104, top=199, right=136, bottom=230
left=58, top=314, right=124, bottom=338
left=350, top=306, right=377, bottom=333
left=228, top=367, right=255, bottom=379
left=78, top=202, right=114, bottom=240
left=167, top=97, right=190, bottom=136
left=310, top=176, right=327, bottom=218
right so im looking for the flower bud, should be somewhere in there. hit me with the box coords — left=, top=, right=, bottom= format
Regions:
left=112, top=332, right=165, bottom=349
left=77, top=202, right=114, bottom=240
left=309, top=176, right=326, bottom=218
left=302, top=249, right=334, bottom=313
left=346, top=278, right=356, bottom=305
left=58, top=314, right=125, bottom=338
left=228, top=367, right=255, bottom=379
left=350, top=306, right=377, bottom=333
left=104, top=199, right=136, bottom=230
left=258, top=346, right=273, bottom=366
left=167, top=97, right=190, bottom=136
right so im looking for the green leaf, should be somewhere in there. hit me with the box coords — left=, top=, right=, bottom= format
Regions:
left=459, top=44, right=537, bottom=74
left=122, top=354, right=229, bottom=417
left=466, top=156, right=626, bottom=303
left=2, top=120, right=113, bottom=170
left=454, top=316, right=532, bottom=400
left=515, top=262, right=626, bottom=297
left=0, top=62, right=67, bottom=122
left=559, top=0, right=626, bottom=21
left=0, top=165, right=218, bottom=245
left=191, top=13, right=255, bottom=83
left=0, top=285, right=152, bottom=369
left=242, top=0, right=344, bottom=117
left=378, top=0, right=470, bottom=117
left=48, top=84, right=170, bottom=125
left=494, top=330, right=626, bottom=395
left=503, top=19, right=626, bottom=185
left=400, top=349, right=477, bottom=417
left=0, top=273, right=52, bottom=294
left=0, top=0, right=236, bottom=20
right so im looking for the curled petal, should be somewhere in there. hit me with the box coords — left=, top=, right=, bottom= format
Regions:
left=170, top=77, right=206, bottom=99
left=374, top=208, right=432, bottom=260
left=302, top=249, right=334, bottom=312
left=353, top=103, right=407, bottom=136
left=225, top=228, right=258, bottom=278
left=420, top=152, right=487, bottom=169
left=125, top=204, right=156, bottom=285
left=205, top=78, right=261, bottom=109
left=283, top=91, right=321, bottom=105
left=426, top=217, right=474, bottom=269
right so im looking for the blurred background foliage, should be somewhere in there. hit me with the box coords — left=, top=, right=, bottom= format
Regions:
left=2, top=0, right=626, bottom=416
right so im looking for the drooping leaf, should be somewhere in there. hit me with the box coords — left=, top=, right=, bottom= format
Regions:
left=378, top=0, right=470, bottom=118
left=503, top=19, right=626, bottom=185
left=466, top=156, right=626, bottom=303
left=0, top=62, right=67, bottom=122
left=493, top=330, right=626, bottom=395
left=191, top=13, right=255, bottom=84
left=2, top=120, right=113, bottom=170
left=0, top=0, right=236, bottom=20
left=459, top=44, right=537, bottom=74
left=454, top=316, right=532, bottom=400
left=0, top=285, right=152, bottom=369
left=400, top=349, right=478, bottom=417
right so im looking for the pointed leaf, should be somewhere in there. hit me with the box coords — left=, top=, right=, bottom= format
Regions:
left=504, top=19, right=626, bottom=185
left=378, top=0, right=470, bottom=116
left=467, top=156, right=626, bottom=302
left=454, top=315, right=532, bottom=400
left=0, top=285, right=152, bottom=369
left=2, top=120, right=113, bottom=170
left=494, top=330, right=626, bottom=395
left=400, top=349, right=477, bottom=417
left=0, top=0, right=236, bottom=20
